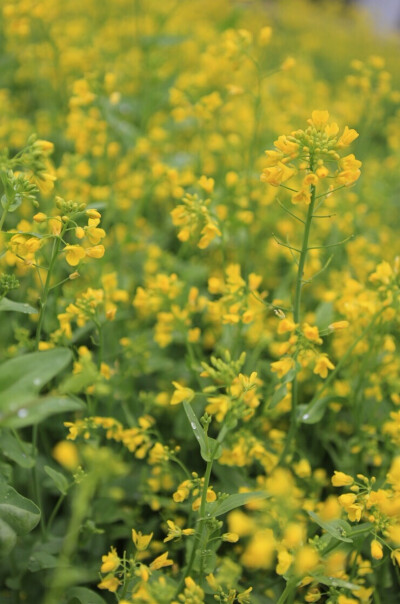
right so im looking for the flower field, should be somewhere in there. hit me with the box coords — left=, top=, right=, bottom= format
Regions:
left=1, top=0, right=400, bottom=602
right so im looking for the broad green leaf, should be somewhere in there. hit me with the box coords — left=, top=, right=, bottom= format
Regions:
left=269, top=383, right=287, bottom=409
left=207, top=491, right=270, bottom=518
left=314, top=301, right=334, bottom=329
left=0, top=479, right=40, bottom=556
left=28, top=550, right=58, bottom=572
left=0, top=298, right=37, bottom=314
left=297, top=396, right=346, bottom=424
left=0, top=430, right=35, bottom=468
left=59, top=364, right=98, bottom=394
left=44, top=465, right=69, bottom=495
left=0, top=395, right=85, bottom=429
left=66, top=586, right=107, bottom=604
left=0, top=348, right=72, bottom=407
left=0, top=517, right=16, bottom=555
left=308, top=510, right=353, bottom=543
left=312, top=575, right=360, bottom=590
left=183, top=401, right=220, bottom=462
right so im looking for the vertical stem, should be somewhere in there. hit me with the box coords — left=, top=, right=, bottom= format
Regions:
left=35, top=231, right=63, bottom=348
left=0, top=195, right=12, bottom=232
left=174, top=459, right=214, bottom=597
left=44, top=476, right=97, bottom=604
left=280, top=178, right=316, bottom=464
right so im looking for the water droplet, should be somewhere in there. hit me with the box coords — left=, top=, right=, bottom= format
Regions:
left=33, top=378, right=41, bottom=386
left=190, top=422, right=197, bottom=430
left=18, top=409, right=28, bottom=418
left=302, top=413, right=309, bottom=420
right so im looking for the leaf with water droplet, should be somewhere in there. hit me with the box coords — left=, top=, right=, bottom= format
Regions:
left=183, top=401, right=220, bottom=462
left=0, top=349, right=85, bottom=427
left=0, top=476, right=40, bottom=556
left=308, top=510, right=353, bottom=542
left=0, top=430, right=35, bottom=468
left=297, top=396, right=347, bottom=424
left=0, top=298, right=37, bottom=314
left=311, top=575, right=360, bottom=590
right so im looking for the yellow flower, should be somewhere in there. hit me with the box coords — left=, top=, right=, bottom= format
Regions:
left=329, top=321, right=349, bottom=331
left=101, top=547, right=120, bottom=573
left=292, top=189, right=311, bottom=205
left=64, top=245, right=86, bottom=266
left=331, top=471, right=354, bottom=487
left=261, top=162, right=295, bottom=187
left=294, top=545, right=319, bottom=575
left=86, top=209, right=102, bottom=219
left=271, top=357, right=295, bottom=378
left=277, top=318, right=297, bottom=334
left=198, top=221, right=221, bottom=249
left=302, top=323, right=322, bottom=344
left=337, top=125, right=359, bottom=147
left=33, top=212, right=47, bottom=223
left=198, top=175, right=214, bottom=194
left=149, top=551, right=173, bottom=570
left=85, top=244, right=105, bottom=259
left=33, top=139, right=54, bottom=153
left=276, top=549, right=293, bottom=575
left=371, top=539, right=383, bottom=560
left=170, top=381, right=195, bottom=405
left=97, top=575, right=120, bottom=592
left=52, top=441, right=79, bottom=471
left=313, top=354, right=335, bottom=378
left=132, top=529, right=153, bottom=551
left=222, top=532, right=239, bottom=543
left=309, top=110, right=329, bottom=129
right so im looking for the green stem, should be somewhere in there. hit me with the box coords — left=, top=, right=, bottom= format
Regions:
left=44, top=476, right=97, bottom=604
left=31, top=425, right=46, bottom=537
left=0, top=194, right=12, bottom=232
left=277, top=580, right=296, bottom=604
left=280, top=181, right=316, bottom=463
left=35, top=230, right=64, bottom=349
left=93, top=319, right=104, bottom=368
left=46, top=493, right=66, bottom=536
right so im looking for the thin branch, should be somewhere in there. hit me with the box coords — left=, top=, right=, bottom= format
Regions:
left=277, top=199, right=305, bottom=223
left=272, top=233, right=301, bottom=253
left=302, top=255, right=333, bottom=284
left=307, top=234, right=353, bottom=250
left=315, top=185, right=345, bottom=200
left=279, top=183, right=299, bottom=193
left=313, top=212, right=336, bottom=219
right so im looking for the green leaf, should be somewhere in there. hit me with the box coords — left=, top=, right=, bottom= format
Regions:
left=44, top=465, right=69, bottom=495
left=0, top=517, right=16, bottom=554
left=0, top=349, right=85, bottom=427
left=0, top=348, right=72, bottom=407
left=0, top=479, right=40, bottom=556
left=0, top=298, right=37, bottom=314
left=298, top=396, right=346, bottom=424
left=28, top=550, right=58, bottom=572
left=0, top=430, right=35, bottom=468
left=312, top=575, right=360, bottom=590
left=308, top=510, right=353, bottom=543
left=66, top=586, right=107, bottom=604
left=183, top=401, right=221, bottom=462
left=59, top=364, right=98, bottom=394
left=207, top=491, right=270, bottom=518
left=314, top=301, right=334, bottom=329
left=0, top=395, right=85, bottom=429
left=269, top=383, right=287, bottom=409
